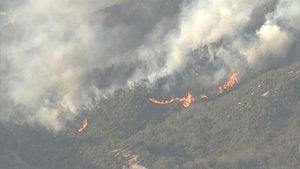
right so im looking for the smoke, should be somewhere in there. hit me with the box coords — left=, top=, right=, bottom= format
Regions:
left=0, top=0, right=130, bottom=131
left=244, top=24, right=289, bottom=65
left=243, top=0, right=300, bottom=67
left=164, top=0, right=261, bottom=72
left=0, top=0, right=299, bottom=131
left=156, top=0, right=299, bottom=90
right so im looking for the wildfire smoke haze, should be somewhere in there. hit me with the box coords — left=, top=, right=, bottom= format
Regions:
left=0, top=0, right=299, bottom=131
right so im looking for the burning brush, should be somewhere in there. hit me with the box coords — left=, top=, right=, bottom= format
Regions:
left=148, top=72, right=239, bottom=108
left=218, top=72, right=239, bottom=94
left=77, top=118, right=88, bottom=133
left=149, top=92, right=195, bottom=108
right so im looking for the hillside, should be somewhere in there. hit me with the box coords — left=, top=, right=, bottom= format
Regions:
left=0, top=60, right=299, bottom=169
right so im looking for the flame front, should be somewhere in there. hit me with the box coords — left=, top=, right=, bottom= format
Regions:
left=179, top=92, right=195, bottom=108
left=218, top=72, right=239, bottom=94
left=149, top=92, right=194, bottom=108
left=78, top=118, right=88, bottom=133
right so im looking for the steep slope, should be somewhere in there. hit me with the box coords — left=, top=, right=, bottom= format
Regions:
left=0, top=60, right=299, bottom=169
left=71, top=60, right=299, bottom=169
left=121, top=60, right=300, bottom=169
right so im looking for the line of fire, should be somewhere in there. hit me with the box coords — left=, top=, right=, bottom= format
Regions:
left=77, top=72, right=239, bottom=133
left=149, top=72, right=240, bottom=108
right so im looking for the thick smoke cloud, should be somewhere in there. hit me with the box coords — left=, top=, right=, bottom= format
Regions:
left=244, top=0, right=300, bottom=66
left=158, top=0, right=299, bottom=89
left=0, top=0, right=132, bottom=131
left=0, top=0, right=184, bottom=131
left=0, top=0, right=299, bottom=131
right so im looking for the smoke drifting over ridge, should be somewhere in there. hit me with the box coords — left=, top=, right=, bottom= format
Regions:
left=0, top=0, right=299, bottom=131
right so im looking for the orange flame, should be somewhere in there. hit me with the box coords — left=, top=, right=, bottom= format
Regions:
left=149, top=92, right=194, bottom=108
left=218, top=72, right=239, bottom=94
left=179, top=92, right=195, bottom=108
left=78, top=118, right=88, bottom=133
left=149, top=72, right=239, bottom=108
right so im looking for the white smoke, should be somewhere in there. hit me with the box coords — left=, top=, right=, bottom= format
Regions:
left=244, top=23, right=290, bottom=65
left=136, top=0, right=285, bottom=82
left=0, top=0, right=299, bottom=131
left=0, top=0, right=128, bottom=131
left=244, top=0, right=300, bottom=66
left=154, top=0, right=299, bottom=77
left=164, top=0, right=262, bottom=73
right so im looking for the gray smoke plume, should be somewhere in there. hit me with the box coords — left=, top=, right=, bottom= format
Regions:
left=0, top=0, right=299, bottom=131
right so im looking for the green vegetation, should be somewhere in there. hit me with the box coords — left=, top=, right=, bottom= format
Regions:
left=1, top=61, right=299, bottom=169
